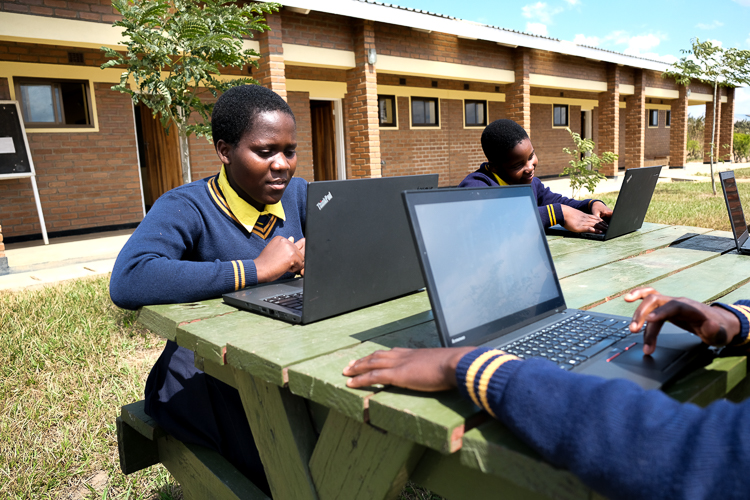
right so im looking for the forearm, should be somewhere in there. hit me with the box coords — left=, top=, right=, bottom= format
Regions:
left=457, top=349, right=750, bottom=499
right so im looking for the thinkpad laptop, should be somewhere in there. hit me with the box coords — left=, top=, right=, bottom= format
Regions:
left=546, top=165, right=662, bottom=240
left=223, top=174, right=439, bottom=324
left=403, top=185, right=705, bottom=390
left=719, top=171, right=750, bottom=255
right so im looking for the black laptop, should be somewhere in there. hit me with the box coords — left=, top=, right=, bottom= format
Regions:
left=719, top=170, right=750, bottom=255
left=222, top=174, right=439, bottom=324
left=402, top=185, right=705, bottom=390
left=546, top=165, right=662, bottom=240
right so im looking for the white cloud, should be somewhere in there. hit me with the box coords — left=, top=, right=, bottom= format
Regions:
left=522, top=2, right=562, bottom=25
left=623, top=33, right=662, bottom=53
left=732, top=0, right=750, bottom=6
left=564, top=0, right=580, bottom=4
left=526, top=22, right=549, bottom=36
left=596, top=30, right=677, bottom=63
left=696, top=20, right=724, bottom=30
left=736, top=87, right=750, bottom=120
left=573, top=34, right=600, bottom=46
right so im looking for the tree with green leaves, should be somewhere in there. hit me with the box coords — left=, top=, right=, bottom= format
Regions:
left=663, top=38, right=750, bottom=194
left=102, top=0, right=279, bottom=184
left=560, top=128, right=618, bottom=199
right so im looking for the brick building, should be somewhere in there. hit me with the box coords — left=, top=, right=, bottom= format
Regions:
left=0, top=0, right=737, bottom=247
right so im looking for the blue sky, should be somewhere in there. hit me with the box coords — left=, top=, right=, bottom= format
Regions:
left=392, top=0, right=750, bottom=121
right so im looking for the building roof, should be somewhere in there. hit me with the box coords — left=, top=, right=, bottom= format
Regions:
left=281, top=0, right=673, bottom=72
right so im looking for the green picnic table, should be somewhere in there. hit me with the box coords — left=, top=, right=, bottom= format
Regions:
left=124, top=222, right=750, bottom=499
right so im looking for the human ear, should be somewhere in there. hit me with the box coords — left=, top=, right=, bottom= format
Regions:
left=215, top=139, right=233, bottom=165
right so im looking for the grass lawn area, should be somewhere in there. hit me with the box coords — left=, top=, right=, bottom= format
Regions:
left=0, top=178, right=743, bottom=499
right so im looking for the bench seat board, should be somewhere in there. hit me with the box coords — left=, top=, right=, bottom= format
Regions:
left=590, top=252, right=750, bottom=316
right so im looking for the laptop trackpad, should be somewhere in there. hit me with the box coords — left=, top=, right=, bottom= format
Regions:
left=608, top=343, right=683, bottom=372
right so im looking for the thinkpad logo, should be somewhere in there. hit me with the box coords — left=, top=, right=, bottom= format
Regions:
left=316, top=192, right=332, bottom=210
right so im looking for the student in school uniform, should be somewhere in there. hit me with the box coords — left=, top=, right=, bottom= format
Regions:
left=460, top=119, right=613, bottom=234
left=110, top=85, right=306, bottom=492
left=344, top=287, right=750, bottom=500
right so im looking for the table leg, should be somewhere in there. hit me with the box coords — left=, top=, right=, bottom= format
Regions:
left=233, top=369, right=319, bottom=500
left=308, top=410, right=425, bottom=500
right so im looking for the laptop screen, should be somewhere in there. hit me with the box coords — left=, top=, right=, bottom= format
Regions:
left=407, top=186, right=566, bottom=347
left=723, top=175, right=748, bottom=240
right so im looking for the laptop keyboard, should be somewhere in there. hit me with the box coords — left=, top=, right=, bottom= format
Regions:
left=263, top=291, right=304, bottom=312
left=501, top=313, right=641, bottom=370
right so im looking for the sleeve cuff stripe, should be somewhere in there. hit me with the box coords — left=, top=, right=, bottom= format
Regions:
left=477, top=354, right=518, bottom=418
left=465, top=350, right=506, bottom=407
left=728, top=304, right=750, bottom=344
left=239, top=261, right=246, bottom=289
left=546, top=205, right=556, bottom=226
left=231, top=260, right=239, bottom=291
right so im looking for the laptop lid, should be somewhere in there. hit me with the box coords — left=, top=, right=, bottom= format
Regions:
left=719, top=170, right=749, bottom=251
left=604, top=165, right=662, bottom=240
left=301, top=174, right=439, bottom=324
left=402, top=185, right=566, bottom=348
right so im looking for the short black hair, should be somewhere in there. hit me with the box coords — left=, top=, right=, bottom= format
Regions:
left=212, top=85, right=295, bottom=146
left=481, top=119, right=529, bottom=164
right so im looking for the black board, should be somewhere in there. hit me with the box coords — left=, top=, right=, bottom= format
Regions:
left=0, top=101, right=32, bottom=176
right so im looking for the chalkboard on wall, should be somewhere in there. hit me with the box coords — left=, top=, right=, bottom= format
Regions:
left=0, top=101, right=33, bottom=176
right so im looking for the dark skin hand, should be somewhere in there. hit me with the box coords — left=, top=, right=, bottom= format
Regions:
left=255, top=236, right=305, bottom=283
left=625, top=287, right=741, bottom=355
left=590, top=201, right=613, bottom=221
left=561, top=205, right=608, bottom=233
left=344, top=346, right=476, bottom=391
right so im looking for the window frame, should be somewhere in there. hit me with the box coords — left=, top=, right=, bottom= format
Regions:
left=14, top=77, right=93, bottom=129
left=377, top=94, right=398, bottom=129
left=410, top=96, right=440, bottom=128
left=464, top=99, right=488, bottom=128
left=552, top=104, right=569, bottom=128
left=665, top=110, right=671, bottom=128
left=648, top=109, right=659, bottom=128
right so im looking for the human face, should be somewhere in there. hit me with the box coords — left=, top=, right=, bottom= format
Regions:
left=492, top=138, right=537, bottom=185
left=216, top=111, right=297, bottom=212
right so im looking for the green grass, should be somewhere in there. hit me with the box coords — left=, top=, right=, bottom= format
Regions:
left=0, top=276, right=180, bottom=500
left=597, top=179, right=750, bottom=231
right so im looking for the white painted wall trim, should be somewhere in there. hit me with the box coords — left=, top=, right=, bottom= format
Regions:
left=645, top=87, right=679, bottom=99
left=283, top=44, right=355, bottom=69
left=286, top=79, right=347, bottom=99
left=377, top=54, right=514, bottom=84
left=529, top=74, right=606, bottom=93
left=377, top=85, right=505, bottom=102
left=619, top=84, right=635, bottom=95
left=530, top=95, right=598, bottom=111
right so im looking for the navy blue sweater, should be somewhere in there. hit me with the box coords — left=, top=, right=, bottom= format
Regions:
left=110, top=174, right=307, bottom=309
left=457, top=300, right=750, bottom=499
left=459, top=163, right=601, bottom=228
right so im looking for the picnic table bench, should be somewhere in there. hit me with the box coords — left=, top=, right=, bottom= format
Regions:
left=118, top=222, right=750, bottom=499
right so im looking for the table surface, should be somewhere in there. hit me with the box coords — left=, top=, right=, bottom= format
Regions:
left=138, top=222, right=750, bottom=500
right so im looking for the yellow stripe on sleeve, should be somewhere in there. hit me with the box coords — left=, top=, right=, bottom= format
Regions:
left=231, top=260, right=239, bottom=291
left=547, top=205, right=557, bottom=226
left=728, top=305, right=750, bottom=344
left=477, top=354, right=518, bottom=418
left=239, top=261, right=246, bottom=289
left=464, top=350, right=505, bottom=407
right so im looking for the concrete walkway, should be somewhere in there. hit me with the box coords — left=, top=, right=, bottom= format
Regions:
left=1, top=161, right=746, bottom=293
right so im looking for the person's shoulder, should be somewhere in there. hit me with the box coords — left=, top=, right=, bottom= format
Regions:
left=283, top=177, right=308, bottom=202
left=459, top=168, right=494, bottom=187
left=148, top=175, right=216, bottom=216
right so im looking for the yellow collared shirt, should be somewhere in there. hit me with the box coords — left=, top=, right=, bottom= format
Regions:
left=217, top=166, right=286, bottom=232
left=490, top=171, right=509, bottom=187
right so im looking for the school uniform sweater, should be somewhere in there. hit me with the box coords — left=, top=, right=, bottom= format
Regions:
left=109, top=172, right=306, bottom=491
left=459, top=163, right=602, bottom=228
left=456, top=300, right=750, bottom=500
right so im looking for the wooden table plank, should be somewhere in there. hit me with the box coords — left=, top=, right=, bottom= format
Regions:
left=714, top=270, right=750, bottom=304
left=590, top=252, right=750, bottom=316
left=547, top=222, right=668, bottom=259
left=226, top=292, right=433, bottom=387
left=137, top=298, right=239, bottom=341
left=560, top=246, right=721, bottom=310
left=552, top=225, right=711, bottom=279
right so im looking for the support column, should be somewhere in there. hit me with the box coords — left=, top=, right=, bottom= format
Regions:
left=669, top=85, right=689, bottom=168
left=0, top=224, right=7, bottom=275
left=256, top=13, right=286, bottom=100
left=597, top=63, right=620, bottom=176
left=625, top=69, right=645, bottom=170
left=720, top=88, right=735, bottom=163
left=345, top=19, right=381, bottom=178
left=506, top=48, right=531, bottom=133
left=704, top=97, right=722, bottom=163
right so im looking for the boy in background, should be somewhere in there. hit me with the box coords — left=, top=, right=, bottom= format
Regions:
left=110, top=85, right=305, bottom=492
left=460, top=119, right=612, bottom=234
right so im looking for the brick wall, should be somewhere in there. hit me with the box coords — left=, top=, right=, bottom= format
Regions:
left=644, top=109, right=670, bottom=159
left=281, top=9, right=355, bottom=52
left=286, top=90, right=314, bottom=182
left=530, top=103, right=581, bottom=177
left=285, top=65, right=347, bottom=82
left=645, top=71, right=678, bottom=90
left=0, top=0, right=119, bottom=22
left=0, top=40, right=111, bottom=66
left=0, top=77, right=9, bottom=98
left=187, top=134, right=218, bottom=181
left=375, top=22, right=514, bottom=70
left=529, top=49, right=605, bottom=81
left=379, top=97, right=504, bottom=186
left=377, top=73, right=506, bottom=94
left=0, top=83, right=142, bottom=238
